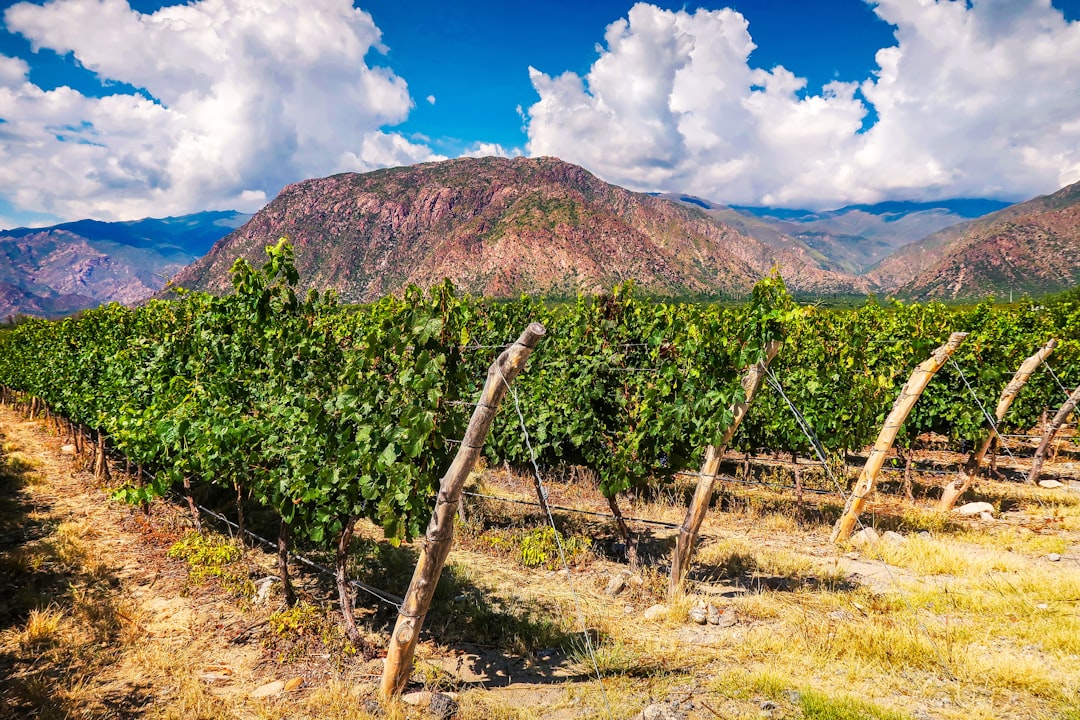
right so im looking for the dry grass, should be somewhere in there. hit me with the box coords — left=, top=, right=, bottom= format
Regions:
left=3, top=407, right=1080, bottom=720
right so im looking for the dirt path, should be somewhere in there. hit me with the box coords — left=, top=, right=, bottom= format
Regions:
left=0, top=407, right=308, bottom=719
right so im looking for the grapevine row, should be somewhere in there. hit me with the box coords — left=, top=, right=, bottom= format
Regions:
left=0, top=241, right=1076, bottom=638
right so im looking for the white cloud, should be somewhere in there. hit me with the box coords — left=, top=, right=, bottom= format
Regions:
left=0, top=0, right=442, bottom=221
left=459, top=142, right=522, bottom=159
left=426, top=94, right=436, bottom=104
left=525, top=0, right=1080, bottom=208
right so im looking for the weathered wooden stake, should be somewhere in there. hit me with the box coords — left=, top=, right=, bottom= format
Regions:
left=898, top=447, right=915, bottom=502
left=939, top=339, right=1057, bottom=510
left=278, top=517, right=296, bottom=607
left=180, top=475, right=201, bottom=530
left=831, top=332, right=967, bottom=544
left=381, top=322, right=545, bottom=699
left=1027, top=382, right=1080, bottom=485
left=94, top=429, right=111, bottom=483
left=668, top=340, right=781, bottom=598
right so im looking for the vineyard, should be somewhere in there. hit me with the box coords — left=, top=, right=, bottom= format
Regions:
left=1, top=241, right=1079, bottom=718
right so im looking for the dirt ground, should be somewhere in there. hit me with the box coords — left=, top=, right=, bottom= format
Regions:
left=2, top=405, right=1079, bottom=720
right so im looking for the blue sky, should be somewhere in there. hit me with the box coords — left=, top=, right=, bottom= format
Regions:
left=361, top=0, right=900, bottom=154
left=1, top=0, right=1079, bottom=228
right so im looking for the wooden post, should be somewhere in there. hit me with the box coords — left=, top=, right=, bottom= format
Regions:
left=831, top=332, right=967, bottom=543
left=381, top=322, right=545, bottom=698
left=939, top=339, right=1057, bottom=510
left=668, top=340, right=781, bottom=598
left=1027, top=382, right=1080, bottom=485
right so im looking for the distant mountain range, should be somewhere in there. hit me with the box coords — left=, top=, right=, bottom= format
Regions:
left=2, top=157, right=1078, bottom=317
left=668, top=196, right=1013, bottom=275
left=0, top=211, right=250, bottom=318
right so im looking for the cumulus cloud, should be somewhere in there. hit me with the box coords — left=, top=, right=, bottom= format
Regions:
left=525, top=0, right=1080, bottom=208
left=459, top=142, right=522, bottom=159
left=0, top=0, right=442, bottom=221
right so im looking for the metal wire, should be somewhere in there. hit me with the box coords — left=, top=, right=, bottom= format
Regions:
left=763, top=364, right=958, bottom=681
left=1044, top=361, right=1072, bottom=399
left=495, top=359, right=614, bottom=720
left=463, top=491, right=682, bottom=529
left=950, top=358, right=1050, bottom=514
left=100, top=446, right=404, bottom=610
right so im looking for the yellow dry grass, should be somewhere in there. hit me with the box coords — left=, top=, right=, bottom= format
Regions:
left=3, top=406, right=1080, bottom=720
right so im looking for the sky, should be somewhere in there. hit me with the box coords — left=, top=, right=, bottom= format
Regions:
left=0, top=0, right=1079, bottom=229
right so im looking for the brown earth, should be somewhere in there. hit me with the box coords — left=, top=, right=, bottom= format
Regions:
left=2, top=405, right=1080, bottom=719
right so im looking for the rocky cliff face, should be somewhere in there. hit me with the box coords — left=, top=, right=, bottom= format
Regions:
left=172, top=157, right=866, bottom=300
left=869, top=181, right=1080, bottom=299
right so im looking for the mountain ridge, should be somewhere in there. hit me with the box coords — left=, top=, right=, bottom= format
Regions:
left=0, top=210, right=250, bottom=318
left=171, top=156, right=868, bottom=302
left=871, top=180, right=1080, bottom=299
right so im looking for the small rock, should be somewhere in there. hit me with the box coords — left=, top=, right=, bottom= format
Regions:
left=783, top=690, right=802, bottom=704
left=634, top=701, right=686, bottom=720
left=850, top=527, right=880, bottom=548
left=624, top=604, right=635, bottom=614
left=627, top=574, right=644, bottom=587
left=1037, top=603, right=1049, bottom=609
left=428, top=692, right=459, bottom=720
left=706, top=603, right=721, bottom=625
left=283, top=676, right=304, bottom=692
left=828, top=610, right=854, bottom=622
left=843, top=551, right=860, bottom=560
left=918, top=531, right=932, bottom=538
left=979, top=511, right=996, bottom=522
left=955, top=501, right=994, bottom=516
left=882, top=530, right=907, bottom=543
left=712, top=606, right=737, bottom=627
left=604, top=571, right=629, bottom=597
left=761, top=700, right=778, bottom=711
left=688, top=602, right=708, bottom=625
left=254, top=576, right=275, bottom=605
left=60, top=444, right=76, bottom=454
left=643, top=603, right=668, bottom=621
left=1039, top=479, right=1064, bottom=489
left=1048, top=553, right=1062, bottom=562
left=402, top=691, right=433, bottom=706
left=251, top=680, right=285, bottom=698
left=198, top=667, right=233, bottom=685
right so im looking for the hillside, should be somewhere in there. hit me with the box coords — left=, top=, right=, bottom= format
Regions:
left=170, top=157, right=867, bottom=301
left=870, top=181, right=1080, bottom=299
left=0, top=211, right=250, bottom=318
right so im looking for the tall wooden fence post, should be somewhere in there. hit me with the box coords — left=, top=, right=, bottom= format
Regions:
left=381, top=322, right=545, bottom=699
left=1027, top=382, right=1080, bottom=485
left=668, top=340, right=781, bottom=598
left=830, top=332, right=967, bottom=544
left=939, top=339, right=1057, bottom=510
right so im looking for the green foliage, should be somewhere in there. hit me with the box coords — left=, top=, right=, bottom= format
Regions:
left=0, top=238, right=1076, bottom=615
left=167, top=531, right=253, bottom=597
left=266, top=601, right=361, bottom=664
left=798, top=689, right=911, bottom=720
left=519, top=526, right=591, bottom=569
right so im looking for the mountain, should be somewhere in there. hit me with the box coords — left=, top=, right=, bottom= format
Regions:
left=170, top=157, right=868, bottom=301
left=0, top=211, right=250, bottom=318
left=723, top=200, right=1011, bottom=274
left=869, top=181, right=1080, bottom=299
